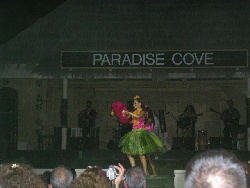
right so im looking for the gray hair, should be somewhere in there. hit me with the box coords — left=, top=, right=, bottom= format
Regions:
left=185, top=150, right=247, bottom=188
left=50, top=166, right=73, bottom=188
left=124, top=166, right=146, bottom=188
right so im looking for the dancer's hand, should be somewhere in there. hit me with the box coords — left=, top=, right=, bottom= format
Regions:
left=122, top=110, right=129, bottom=116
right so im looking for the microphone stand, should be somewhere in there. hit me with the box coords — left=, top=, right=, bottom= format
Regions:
left=166, top=112, right=179, bottom=137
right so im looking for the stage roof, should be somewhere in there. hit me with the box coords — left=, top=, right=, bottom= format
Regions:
left=0, top=0, right=249, bottom=80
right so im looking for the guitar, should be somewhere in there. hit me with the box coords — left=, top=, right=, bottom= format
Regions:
left=167, top=112, right=203, bottom=129
left=178, top=113, right=203, bottom=129
left=209, top=108, right=222, bottom=115
left=195, top=113, right=204, bottom=117
left=210, top=108, right=236, bottom=128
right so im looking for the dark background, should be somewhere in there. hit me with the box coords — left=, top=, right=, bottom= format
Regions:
left=0, top=0, right=66, bottom=45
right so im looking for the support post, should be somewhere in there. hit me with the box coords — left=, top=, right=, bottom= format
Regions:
left=246, top=78, right=250, bottom=151
left=60, top=79, right=68, bottom=128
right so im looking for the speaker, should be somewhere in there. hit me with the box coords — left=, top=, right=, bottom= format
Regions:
left=209, top=137, right=232, bottom=150
left=172, top=137, right=195, bottom=150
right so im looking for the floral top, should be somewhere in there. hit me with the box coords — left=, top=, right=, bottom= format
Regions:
left=131, top=108, right=154, bottom=131
left=131, top=108, right=142, bottom=126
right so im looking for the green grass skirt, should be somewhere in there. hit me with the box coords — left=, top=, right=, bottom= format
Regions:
left=118, top=128, right=167, bottom=156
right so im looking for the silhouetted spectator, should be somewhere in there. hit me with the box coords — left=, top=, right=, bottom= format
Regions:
left=40, top=170, right=51, bottom=185
left=70, top=168, right=77, bottom=179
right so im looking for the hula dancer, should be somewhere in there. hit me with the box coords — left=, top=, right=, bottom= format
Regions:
left=119, top=95, right=166, bottom=175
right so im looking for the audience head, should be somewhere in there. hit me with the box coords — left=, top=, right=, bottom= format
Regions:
left=40, top=170, right=51, bottom=185
left=49, top=165, right=73, bottom=188
left=124, top=166, right=147, bottom=188
left=185, top=150, right=247, bottom=188
left=0, top=162, right=46, bottom=188
left=69, top=167, right=110, bottom=188
left=70, top=168, right=77, bottom=179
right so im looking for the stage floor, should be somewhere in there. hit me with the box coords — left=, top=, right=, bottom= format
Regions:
left=3, top=149, right=249, bottom=168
